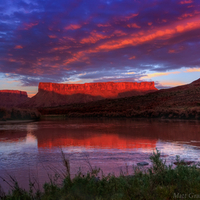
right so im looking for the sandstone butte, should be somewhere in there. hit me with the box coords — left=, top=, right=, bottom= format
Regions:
left=0, top=90, right=27, bottom=97
left=20, top=81, right=158, bottom=108
left=0, top=90, right=28, bottom=107
left=39, top=81, right=157, bottom=98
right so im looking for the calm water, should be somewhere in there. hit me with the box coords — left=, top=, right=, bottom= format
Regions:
left=1, top=118, right=200, bottom=192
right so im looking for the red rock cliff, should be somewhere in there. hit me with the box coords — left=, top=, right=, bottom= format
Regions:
left=0, top=90, right=27, bottom=97
left=39, top=82, right=157, bottom=98
left=23, top=82, right=157, bottom=108
left=0, top=90, right=28, bottom=107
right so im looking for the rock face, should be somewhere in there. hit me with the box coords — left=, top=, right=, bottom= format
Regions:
left=39, top=82, right=157, bottom=98
left=0, top=90, right=27, bottom=96
left=0, top=90, right=29, bottom=107
left=38, top=78, right=200, bottom=119
left=24, top=81, right=157, bottom=108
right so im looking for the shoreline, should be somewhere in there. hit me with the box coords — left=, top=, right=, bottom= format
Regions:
left=1, top=150, right=200, bottom=199
left=0, top=119, right=37, bottom=124
left=40, top=107, right=200, bottom=120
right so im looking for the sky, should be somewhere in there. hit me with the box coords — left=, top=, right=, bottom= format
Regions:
left=0, top=0, right=200, bottom=97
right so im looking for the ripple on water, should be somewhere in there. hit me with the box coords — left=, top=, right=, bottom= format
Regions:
left=1, top=119, right=200, bottom=192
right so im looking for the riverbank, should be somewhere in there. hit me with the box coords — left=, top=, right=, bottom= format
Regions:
left=0, top=107, right=40, bottom=121
left=0, top=119, right=38, bottom=124
left=39, top=106, right=200, bottom=120
left=1, top=150, right=200, bottom=200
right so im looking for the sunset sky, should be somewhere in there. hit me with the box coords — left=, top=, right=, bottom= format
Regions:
left=0, top=0, right=200, bottom=97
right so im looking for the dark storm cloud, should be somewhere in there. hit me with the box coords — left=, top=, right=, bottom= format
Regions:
left=0, top=0, right=200, bottom=86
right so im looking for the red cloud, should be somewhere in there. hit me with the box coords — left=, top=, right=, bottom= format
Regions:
left=94, top=16, right=200, bottom=52
left=113, top=30, right=127, bottom=36
left=168, top=49, right=176, bottom=53
left=14, top=45, right=23, bottom=49
left=61, top=15, right=200, bottom=66
left=124, top=13, right=138, bottom=20
left=180, top=0, right=193, bottom=4
left=48, top=35, right=57, bottom=38
left=80, top=31, right=110, bottom=44
left=97, top=23, right=111, bottom=27
left=23, top=22, right=38, bottom=30
left=127, top=23, right=141, bottom=28
left=129, top=56, right=136, bottom=59
left=65, top=24, right=81, bottom=30
left=178, top=13, right=194, bottom=20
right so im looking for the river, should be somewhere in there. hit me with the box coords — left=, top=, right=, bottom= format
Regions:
left=1, top=118, right=200, bottom=192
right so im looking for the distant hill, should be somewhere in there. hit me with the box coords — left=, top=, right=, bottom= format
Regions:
left=38, top=78, right=200, bottom=120
left=0, top=90, right=29, bottom=108
left=0, top=90, right=41, bottom=121
left=21, top=81, right=158, bottom=108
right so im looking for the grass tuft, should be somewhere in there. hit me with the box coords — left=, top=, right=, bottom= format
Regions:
left=2, top=149, right=200, bottom=199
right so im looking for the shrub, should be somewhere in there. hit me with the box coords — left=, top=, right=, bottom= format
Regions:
left=3, top=150, right=200, bottom=200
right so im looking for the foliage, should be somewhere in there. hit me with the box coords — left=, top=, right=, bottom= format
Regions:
left=0, top=107, right=40, bottom=121
left=2, top=150, right=200, bottom=200
left=38, top=83, right=200, bottom=120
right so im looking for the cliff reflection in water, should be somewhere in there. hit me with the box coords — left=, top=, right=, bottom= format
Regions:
left=0, top=119, right=158, bottom=151
left=32, top=119, right=200, bottom=150
left=2, top=119, right=200, bottom=192
left=37, top=133, right=156, bottom=149
left=1, top=119, right=200, bottom=149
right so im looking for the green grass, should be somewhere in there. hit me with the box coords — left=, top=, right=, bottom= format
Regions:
left=1, top=149, right=200, bottom=200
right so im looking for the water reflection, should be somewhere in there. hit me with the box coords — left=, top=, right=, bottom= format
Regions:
left=38, top=133, right=156, bottom=149
left=2, top=119, right=200, bottom=149
left=33, top=119, right=200, bottom=150
left=1, top=118, right=200, bottom=192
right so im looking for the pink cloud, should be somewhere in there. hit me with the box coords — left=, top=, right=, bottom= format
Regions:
left=180, top=0, right=193, bottom=4
left=48, top=35, right=57, bottom=38
left=65, top=24, right=81, bottom=30
left=129, top=56, right=136, bottom=59
left=14, top=45, right=23, bottom=49
left=168, top=49, right=176, bottom=53
left=94, top=16, right=200, bottom=52
left=124, top=13, right=138, bottom=20
left=97, top=23, right=111, bottom=27
left=23, top=22, right=38, bottom=30
left=127, top=23, right=141, bottom=28
left=80, top=31, right=110, bottom=44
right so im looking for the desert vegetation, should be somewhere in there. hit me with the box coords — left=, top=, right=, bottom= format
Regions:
left=0, top=107, right=40, bottom=121
left=1, top=150, right=200, bottom=199
left=38, top=83, right=200, bottom=120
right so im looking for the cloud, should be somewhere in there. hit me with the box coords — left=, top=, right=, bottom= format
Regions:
left=80, top=31, right=110, bottom=44
left=14, top=45, right=23, bottom=49
left=180, top=0, right=193, bottom=4
left=22, top=22, right=38, bottom=30
left=129, top=56, right=136, bottom=60
left=168, top=49, right=176, bottom=53
left=185, top=68, right=200, bottom=72
left=127, top=23, right=141, bottom=28
left=123, top=13, right=138, bottom=21
left=124, top=72, right=135, bottom=75
left=0, top=0, right=200, bottom=88
left=145, top=71, right=180, bottom=79
left=65, top=24, right=81, bottom=30
left=48, top=35, right=57, bottom=38
left=93, top=16, right=200, bottom=53
left=158, top=81, right=185, bottom=87
left=97, top=23, right=111, bottom=27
